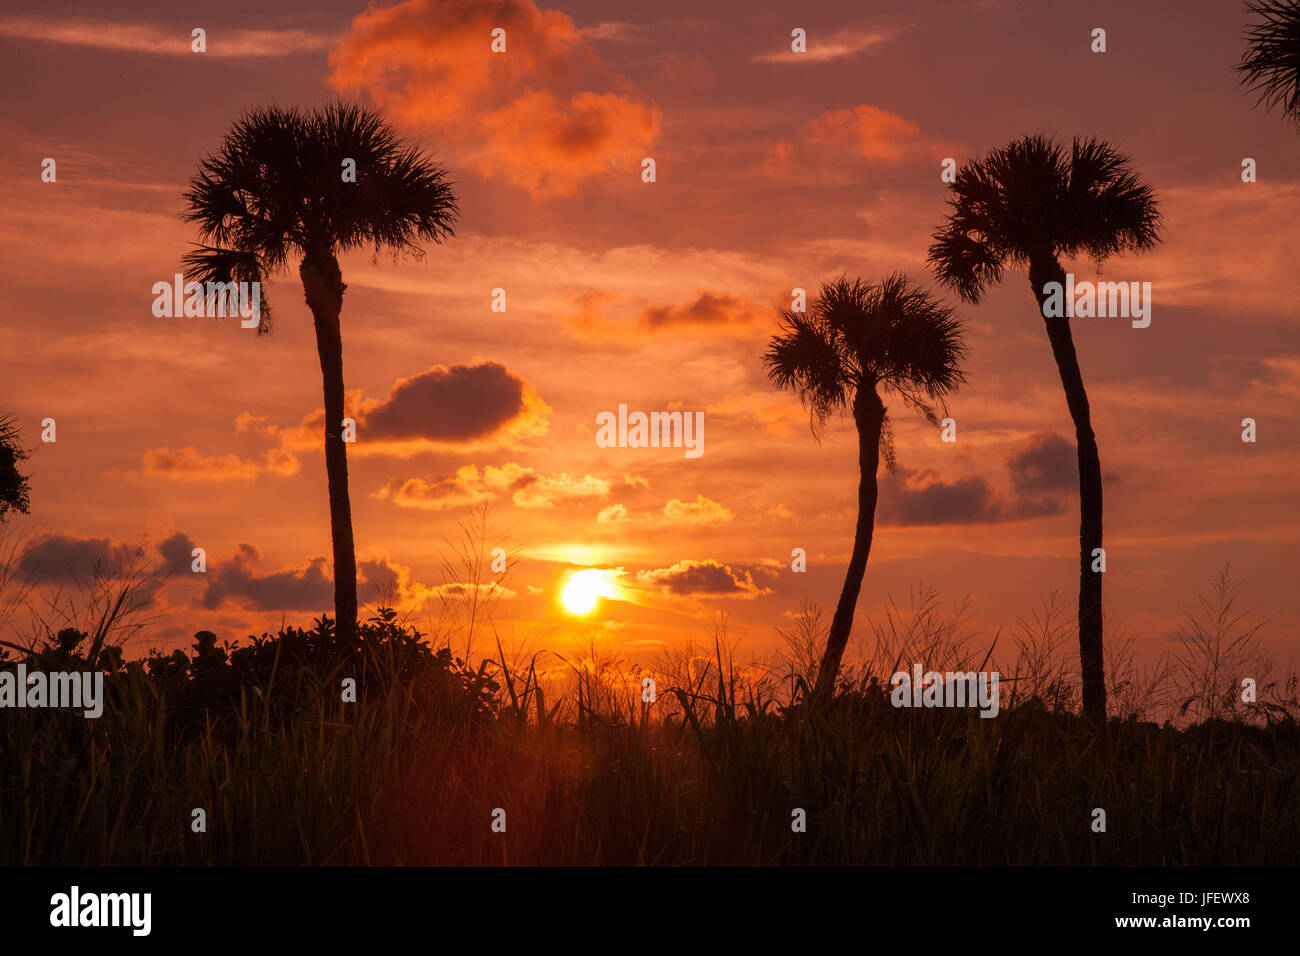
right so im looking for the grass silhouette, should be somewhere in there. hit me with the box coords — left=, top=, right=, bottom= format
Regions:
left=2, top=575, right=1296, bottom=866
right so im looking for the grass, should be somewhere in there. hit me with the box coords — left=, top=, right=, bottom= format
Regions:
left=2, top=593, right=1297, bottom=866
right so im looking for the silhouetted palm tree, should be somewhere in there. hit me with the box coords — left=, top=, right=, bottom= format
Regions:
left=182, top=103, right=458, bottom=642
left=928, top=135, right=1161, bottom=725
left=1239, top=0, right=1300, bottom=123
left=765, top=274, right=966, bottom=703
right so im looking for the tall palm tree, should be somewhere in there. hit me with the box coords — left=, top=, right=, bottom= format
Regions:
left=1238, top=0, right=1300, bottom=123
left=765, top=274, right=967, bottom=703
left=182, top=103, right=458, bottom=642
left=928, top=135, right=1161, bottom=725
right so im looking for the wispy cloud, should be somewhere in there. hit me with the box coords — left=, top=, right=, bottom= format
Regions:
left=755, top=27, right=893, bottom=64
left=0, top=15, right=334, bottom=57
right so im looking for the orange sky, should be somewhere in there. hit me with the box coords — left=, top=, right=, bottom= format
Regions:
left=2, top=0, right=1297, bottom=675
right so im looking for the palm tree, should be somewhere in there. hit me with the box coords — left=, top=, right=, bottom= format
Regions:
left=182, top=103, right=459, bottom=642
left=765, top=274, right=967, bottom=703
left=928, top=135, right=1161, bottom=725
left=1239, top=0, right=1300, bottom=123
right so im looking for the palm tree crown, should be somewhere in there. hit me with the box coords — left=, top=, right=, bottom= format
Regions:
left=928, top=135, right=1161, bottom=303
left=182, top=102, right=458, bottom=331
left=764, top=273, right=966, bottom=438
left=1239, top=0, right=1300, bottom=123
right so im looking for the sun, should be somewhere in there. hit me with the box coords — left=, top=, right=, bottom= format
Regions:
left=561, top=569, right=606, bottom=616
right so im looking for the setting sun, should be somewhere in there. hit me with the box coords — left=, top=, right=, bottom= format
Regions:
left=560, top=569, right=611, bottom=615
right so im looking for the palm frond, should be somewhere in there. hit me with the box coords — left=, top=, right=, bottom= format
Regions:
left=1239, top=0, right=1300, bottom=123
left=180, top=244, right=273, bottom=334
left=929, top=133, right=1161, bottom=297
left=180, top=101, right=460, bottom=289
left=764, top=274, right=967, bottom=440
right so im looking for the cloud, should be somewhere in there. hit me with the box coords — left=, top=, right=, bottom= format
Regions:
left=375, top=466, right=492, bottom=511
left=156, top=532, right=198, bottom=575
left=481, top=462, right=612, bottom=508
left=140, top=444, right=299, bottom=482
left=199, top=546, right=430, bottom=613
left=598, top=495, right=732, bottom=528
left=428, top=581, right=517, bottom=600
left=0, top=15, right=333, bottom=57
left=579, top=22, right=646, bottom=42
left=638, top=292, right=768, bottom=331
left=200, top=545, right=335, bottom=612
left=560, top=288, right=769, bottom=341
left=18, top=532, right=120, bottom=584
left=764, top=105, right=958, bottom=174
left=1007, top=430, right=1076, bottom=495
left=877, top=466, right=1065, bottom=526
left=636, top=559, right=771, bottom=598
left=328, top=0, right=660, bottom=198
left=755, top=27, right=892, bottom=63
left=364, top=362, right=536, bottom=443
left=377, top=462, right=611, bottom=511
left=275, top=362, right=550, bottom=457
left=472, top=88, right=661, bottom=197
left=141, top=447, right=262, bottom=482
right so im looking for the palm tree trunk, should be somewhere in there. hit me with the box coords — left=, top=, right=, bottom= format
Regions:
left=1030, top=257, right=1106, bottom=725
left=300, top=249, right=358, bottom=644
left=813, top=388, right=884, bottom=704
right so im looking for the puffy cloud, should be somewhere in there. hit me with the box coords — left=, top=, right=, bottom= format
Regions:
left=472, top=89, right=661, bottom=197
left=561, top=288, right=769, bottom=341
left=636, top=559, right=771, bottom=598
left=638, top=292, right=768, bottom=331
left=275, top=362, right=550, bottom=457
left=328, top=0, right=660, bottom=198
left=200, top=545, right=334, bottom=612
left=378, top=462, right=611, bottom=511
left=598, top=495, right=732, bottom=528
left=18, top=532, right=120, bottom=584
left=481, top=462, right=612, bottom=508
left=374, top=466, right=492, bottom=511
left=199, top=546, right=430, bottom=613
left=877, top=466, right=1065, bottom=526
left=141, top=446, right=262, bottom=482
left=156, top=532, right=199, bottom=575
left=1007, top=430, right=1077, bottom=495
left=764, top=105, right=958, bottom=173
left=363, top=362, right=537, bottom=443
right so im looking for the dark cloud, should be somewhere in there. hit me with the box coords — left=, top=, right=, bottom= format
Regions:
left=636, top=559, right=770, bottom=598
left=199, top=547, right=412, bottom=613
left=878, top=467, right=1065, bottom=526
left=358, top=557, right=402, bottom=605
left=638, top=292, right=762, bottom=330
left=201, top=544, right=334, bottom=612
left=18, top=532, right=120, bottom=583
left=156, top=532, right=198, bottom=575
left=1007, top=430, right=1076, bottom=495
left=362, top=362, right=527, bottom=443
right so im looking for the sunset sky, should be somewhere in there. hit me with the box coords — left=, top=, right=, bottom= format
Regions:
left=2, top=0, right=1297, bottom=675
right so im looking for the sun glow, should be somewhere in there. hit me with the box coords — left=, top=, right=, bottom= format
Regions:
left=561, top=568, right=615, bottom=616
